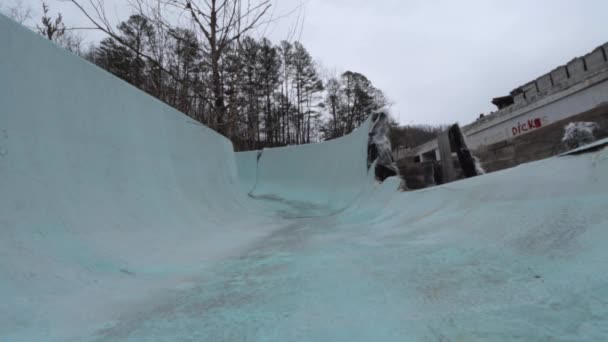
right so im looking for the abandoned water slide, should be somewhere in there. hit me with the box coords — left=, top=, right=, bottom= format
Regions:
left=2, top=14, right=608, bottom=341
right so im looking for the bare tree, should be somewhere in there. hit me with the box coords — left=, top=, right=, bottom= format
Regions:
left=178, top=0, right=271, bottom=137
left=62, top=1, right=389, bottom=149
left=1, top=0, right=32, bottom=24
left=69, top=0, right=271, bottom=138
left=38, top=2, right=66, bottom=40
left=34, top=2, right=84, bottom=54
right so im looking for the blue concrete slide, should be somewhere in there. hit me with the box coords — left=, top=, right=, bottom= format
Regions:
left=1, top=14, right=608, bottom=341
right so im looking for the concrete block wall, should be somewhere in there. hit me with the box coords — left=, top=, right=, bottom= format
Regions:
left=411, top=42, right=608, bottom=165
left=550, top=66, right=569, bottom=85
left=536, top=73, right=553, bottom=92
left=474, top=103, right=608, bottom=173
left=513, top=92, right=526, bottom=105
left=522, top=81, right=538, bottom=99
left=465, top=78, right=608, bottom=149
left=470, top=42, right=608, bottom=135
left=530, top=44, right=607, bottom=98
left=586, top=47, right=606, bottom=72
left=507, top=43, right=608, bottom=112
left=566, top=57, right=587, bottom=81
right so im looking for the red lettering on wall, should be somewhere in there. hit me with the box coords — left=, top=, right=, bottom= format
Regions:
left=512, top=118, right=542, bottom=136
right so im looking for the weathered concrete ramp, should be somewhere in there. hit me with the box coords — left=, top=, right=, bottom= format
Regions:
left=2, top=14, right=608, bottom=341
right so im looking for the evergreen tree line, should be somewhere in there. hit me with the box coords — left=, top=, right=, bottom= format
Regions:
left=23, top=1, right=388, bottom=150
left=84, top=15, right=391, bottom=150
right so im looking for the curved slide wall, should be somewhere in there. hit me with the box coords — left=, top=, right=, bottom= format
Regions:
left=236, top=117, right=374, bottom=216
left=0, top=14, right=377, bottom=340
left=3, top=14, right=608, bottom=342
left=0, top=14, right=284, bottom=340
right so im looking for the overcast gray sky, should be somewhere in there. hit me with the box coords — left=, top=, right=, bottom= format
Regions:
left=9, top=0, right=608, bottom=125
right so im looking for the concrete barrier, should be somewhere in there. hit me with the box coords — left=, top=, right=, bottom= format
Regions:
left=536, top=73, right=553, bottom=92
left=522, top=81, right=538, bottom=99
left=550, top=66, right=569, bottom=85
left=566, top=57, right=587, bottom=81
left=584, top=46, right=607, bottom=73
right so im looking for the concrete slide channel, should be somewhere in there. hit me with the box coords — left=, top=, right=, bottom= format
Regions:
left=2, top=14, right=608, bottom=341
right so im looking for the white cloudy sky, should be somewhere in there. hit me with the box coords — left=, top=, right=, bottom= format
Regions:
left=8, top=0, right=608, bottom=125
